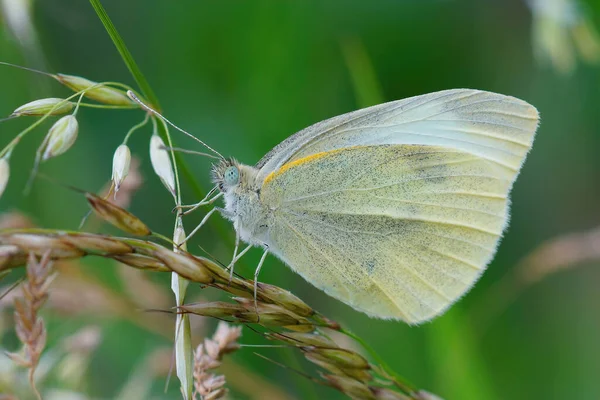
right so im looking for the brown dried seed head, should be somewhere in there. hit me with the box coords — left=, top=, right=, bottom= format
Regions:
left=178, top=301, right=244, bottom=318
left=62, top=233, right=133, bottom=254
left=269, top=331, right=337, bottom=348
left=86, top=193, right=151, bottom=236
left=111, top=253, right=169, bottom=272
left=112, top=144, right=131, bottom=193
left=256, top=282, right=314, bottom=317
left=12, top=98, right=74, bottom=116
left=153, top=247, right=213, bottom=283
left=1, top=233, right=84, bottom=259
left=42, top=115, right=79, bottom=161
left=149, top=134, right=176, bottom=197
left=234, top=301, right=311, bottom=327
left=324, top=374, right=376, bottom=400
left=304, top=352, right=372, bottom=383
left=310, top=348, right=370, bottom=370
left=54, top=74, right=132, bottom=105
left=372, top=388, right=412, bottom=400
left=0, top=158, right=9, bottom=199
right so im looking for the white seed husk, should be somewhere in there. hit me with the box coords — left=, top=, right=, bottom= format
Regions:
left=112, top=144, right=131, bottom=192
left=149, top=134, right=176, bottom=196
left=42, top=115, right=79, bottom=161
left=12, top=98, right=74, bottom=116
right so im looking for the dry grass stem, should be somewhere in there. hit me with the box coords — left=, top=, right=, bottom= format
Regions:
left=517, top=225, right=600, bottom=283
left=0, top=228, right=440, bottom=400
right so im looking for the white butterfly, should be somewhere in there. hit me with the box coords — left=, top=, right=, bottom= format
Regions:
left=202, top=89, right=539, bottom=324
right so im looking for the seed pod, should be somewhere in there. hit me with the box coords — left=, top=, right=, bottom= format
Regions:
left=2, top=234, right=84, bottom=259
left=110, top=253, right=169, bottom=272
left=310, top=348, right=370, bottom=370
left=112, top=144, right=131, bottom=192
left=257, top=282, right=314, bottom=317
left=42, top=115, right=79, bottom=161
left=149, top=134, right=176, bottom=197
left=12, top=98, right=74, bottom=116
left=178, top=301, right=244, bottom=318
left=324, top=374, right=376, bottom=400
left=0, top=158, right=9, bottom=199
left=304, top=352, right=372, bottom=383
left=54, top=74, right=132, bottom=106
left=153, top=246, right=213, bottom=284
left=268, top=331, right=337, bottom=348
left=85, top=192, right=151, bottom=236
left=61, top=233, right=133, bottom=254
left=372, top=388, right=412, bottom=400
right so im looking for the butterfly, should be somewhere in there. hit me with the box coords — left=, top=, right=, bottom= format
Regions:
left=194, top=89, right=538, bottom=324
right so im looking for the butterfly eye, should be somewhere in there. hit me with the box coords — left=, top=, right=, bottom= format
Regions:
left=224, top=166, right=240, bottom=186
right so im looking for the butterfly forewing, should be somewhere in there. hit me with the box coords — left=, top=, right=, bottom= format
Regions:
left=261, top=145, right=517, bottom=323
left=256, top=89, right=538, bottom=182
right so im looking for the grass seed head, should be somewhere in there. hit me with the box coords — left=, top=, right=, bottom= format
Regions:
left=55, top=74, right=132, bottom=105
left=178, top=301, right=244, bottom=318
left=153, top=247, right=213, bottom=283
left=256, top=282, right=314, bottom=317
left=112, top=144, right=131, bottom=193
left=324, top=374, right=376, bottom=400
left=61, top=233, right=133, bottom=255
left=1, top=233, right=84, bottom=259
left=309, top=348, right=370, bottom=370
left=12, top=98, right=73, bottom=117
left=268, top=331, right=337, bottom=348
left=149, top=134, right=176, bottom=197
left=85, top=193, right=152, bottom=236
left=42, top=115, right=79, bottom=161
left=111, top=253, right=169, bottom=272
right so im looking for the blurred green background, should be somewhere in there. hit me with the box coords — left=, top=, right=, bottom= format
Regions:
left=1, top=0, right=600, bottom=399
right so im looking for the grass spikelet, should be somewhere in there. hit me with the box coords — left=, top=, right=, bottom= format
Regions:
left=54, top=74, right=132, bottom=105
left=192, top=321, right=242, bottom=400
left=6, top=251, right=54, bottom=400
left=86, top=192, right=152, bottom=236
left=41, top=115, right=79, bottom=161
left=12, top=98, right=74, bottom=117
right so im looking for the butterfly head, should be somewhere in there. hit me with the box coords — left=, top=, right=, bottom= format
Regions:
left=211, top=158, right=258, bottom=193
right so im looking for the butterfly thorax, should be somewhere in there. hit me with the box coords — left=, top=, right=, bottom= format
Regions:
left=211, top=159, right=272, bottom=246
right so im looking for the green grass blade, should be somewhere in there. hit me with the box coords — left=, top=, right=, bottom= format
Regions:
left=88, top=0, right=160, bottom=110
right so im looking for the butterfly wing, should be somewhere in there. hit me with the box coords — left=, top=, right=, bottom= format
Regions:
left=255, top=89, right=539, bottom=182
left=260, top=143, right=533, bottom=323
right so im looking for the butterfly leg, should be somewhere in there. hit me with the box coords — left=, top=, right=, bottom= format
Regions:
left=182, top=208, right=216, bottom=245
left=227, top=219, right=242, bottom=283
left=253, top=246, right=269, bottom=317
left=176, top=189, right=223, bottom=215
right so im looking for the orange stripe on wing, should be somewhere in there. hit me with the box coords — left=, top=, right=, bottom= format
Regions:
left=262, top=146, right=361, bottom=187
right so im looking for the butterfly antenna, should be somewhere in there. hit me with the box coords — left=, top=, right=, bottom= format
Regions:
left=127, top=90, right=224, bottom=160
left=159, top=145, right=222, bottom=160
